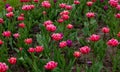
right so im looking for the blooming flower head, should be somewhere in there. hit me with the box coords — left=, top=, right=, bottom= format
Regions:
left=65, top=5, right=72, bottom=10
left=67, top=24, right=73, bottom=29
left=44, top=20, right=53, bottom=27
left=74, top=1, right=80, bottom=5
left=34, top=0, right=39, bottom=3
left=28, top=47, right=35, bottom=53
left=46, top=24, right=56, bottom=32
left=59, top=41, right=67, bottom=48
left=8, top=57, right=17, bottom=64
left=53, top=0, right=57, bottom=3
left=35, top=46, right=44, bottom=53
left=79, top=46, right=91, bottom=54
left=6, top=12, right=14, bottom=18
left=87, top=1, right=93, bottom=7
left=116, top=5, right=120, bottom=10
left=13, top=33, right=20, bottom=39
left=89, top=34, right=100, bottom=42
left=104, top=5, right=108, bottom=10
left=42, top=11, right=47, bottom=15
left=66, top=40, right=72, bottom=47
left=100, top=0, right=104, bottom=2
left=17, top=16, right=24, bottom=21
left=19, top=47, right=23, bottom=51
left=102, top=27, right=110, bottom=33
left=0, top=18, right=4, bottom=24
left=24, top=38, right=32, bottom=44
left=41, top=1, right=51, bottom=8
left=117, top=32, right=120, bottom=37
left=57, top=18, right=64, bottom=23
left=91, top=0, right=96, bottom=2
left=20, top=0, right=30, bottom=2
left=61, top=14, right=69, bottom=20
left=60, top=10, right=70, bottom=16
left=60, top=33, right=64, bottom=37
left=0, top=40, right=4, bottom=45
left=115, top=13, right=120, bottom=18
left=86, top=12, right=95, bottom=18
left=51, top=33, right=63, bottom=41
left=2, top=31, right=11, bottom=37
left=22, top=5, right=35, bottom=11
left=0, top=62, right=8, bottom=72
left=18, top=23, right=25, bottom=28
left=5, top=4, right=10, bottom=9
left=20, top=13, right=24, bottom=17
left=59, top=3, right=66, bottom=8
left=107, top=38, right=119, bottom=47
left=73, top=51, right=81, bottom=58
left=6, top=6, right=14, bottom=12
left=44, top=61, right=58, bottom=70
left=109, top=0, right=118, bottom=7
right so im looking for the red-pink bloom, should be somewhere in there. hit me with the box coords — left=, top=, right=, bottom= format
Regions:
left=65, top=5, right=72, bottom=10
left=89, top=34, right=100, bottom=42
left=46, top=24, right=56, bottom=32
left=0, top=18, right=4, bottom=24
left=13, top=33, right=20, bottom=38
left=6, top=12, right=14, bottom=18
left=79, top=46, right=90, bottom=54
left=102, top=27, right=110, bottom=33
left=8, top=57, right=17, bottom=64
left=60, top=10, right=70, bottom=16
left=20, top=13, right=24, bottom=17
left=59, top=41, right=67, bottom=48
left=57, top=18, right=64, bottom=23
left=41, top=1, right=51, bottom=8
left=6, top=6, right=14, bottom=12
left=2, top=31, right=11, bottom=37
left=19, top=47, right=23, bottom=51
left=59, top=3, right=66, bottom=8
left=20, top=0, right=30, bottom=2
left=116, top=5, right=120, bottom=10
left=44, top=20, right=53, bottom=27
left=51, top=33, right=63, bottom=41
left=115, top=13, right=120, bottom=18
left=18, top=23, right=25, bottom=28
left=0, top=40, right=4, bottom=45
left=91, top=0, right=96, bottom=2
left=28, top=47, right=35, bottom=53
left=117, top=32, right=120, bottom=37
left=42, top=11, right=47, bottom=15
left=24, top=38, right=32, bottom=44
left=0, top=62, right=8, bottom=72
left=35, top=46, right=44, bottom=53
left=34, top=0, right=39, bottom=3
left=107, top=38, right=119, bottom=47
left=109, top=0, right=118, bottom=7
left=67, top=24, right=73, bottom=29
left=22, top=5, right=35, bottom=11
left=73, top=51, right=81, bottom=58
left=87, top=1, right=93, bottom=6
left=86, top=12, right=95, bottom=18
left=30, top=5, right=35, bottom=9
left=61, top=14, right=69, bottom=20
left=44, top=61, right=58, bottom=70
left=17, top=16, right=24, bottom=21
left=74, top=1, right=80, bottom=5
